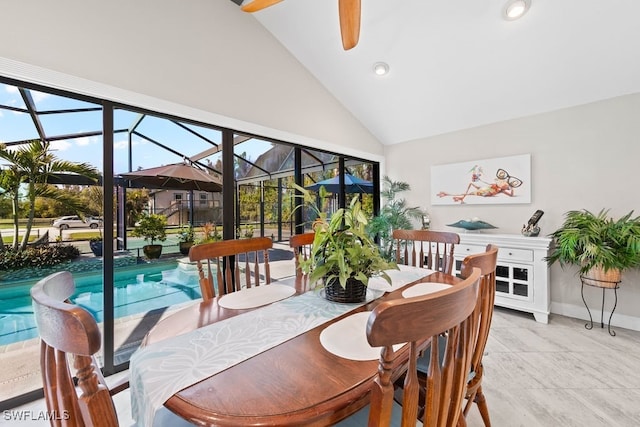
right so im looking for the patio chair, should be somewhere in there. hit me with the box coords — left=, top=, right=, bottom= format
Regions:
left=392, top=229, right=460, bottom=274
left=189, top=237, right=273, bottom=300
left=335, top=268, right=482, bottom=426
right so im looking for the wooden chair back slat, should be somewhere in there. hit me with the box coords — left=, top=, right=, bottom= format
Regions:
left=393, top=229, right=460, bottom=274
left=365, top=268, right=482, bottom=427
left=189, top=237, right=273, bottom=300
left=215, top=258, right=223, bottom=298
left=31, top=271, right=120, bottom=427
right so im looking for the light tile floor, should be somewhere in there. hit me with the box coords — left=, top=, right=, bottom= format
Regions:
left=3, top=306, right=639, bottom=426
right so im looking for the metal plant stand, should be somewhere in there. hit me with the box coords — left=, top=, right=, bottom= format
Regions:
left=580, top=276, right=620, bottom=336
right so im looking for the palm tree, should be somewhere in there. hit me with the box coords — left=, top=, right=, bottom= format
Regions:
left=0, top=164, right=27, bottom=249
left=0, top=140, right=100, bottom=250
left=368, top=176, right=425, bottom=260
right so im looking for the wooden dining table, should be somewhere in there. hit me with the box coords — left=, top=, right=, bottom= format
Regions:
left=138, top=271, right=461, bottom=426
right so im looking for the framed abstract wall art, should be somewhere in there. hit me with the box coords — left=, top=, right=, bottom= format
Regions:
left=431, top=154, right=531, bottom=205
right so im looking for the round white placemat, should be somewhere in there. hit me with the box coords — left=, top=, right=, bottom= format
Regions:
left=320, top=312, right=379, bottom=361
left=401, top=282, right=451, bottom=298
left=218, top=284, right=296, bottom=309
left=367, top=265, right=434, bottom=292
left=320, top=312, right=405, bottom=361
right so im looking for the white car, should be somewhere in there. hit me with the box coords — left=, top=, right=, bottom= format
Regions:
left=52, top=215, right=102, bottom=229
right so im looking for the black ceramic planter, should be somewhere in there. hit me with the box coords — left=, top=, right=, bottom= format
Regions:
left=324, top=277, right=367, bottom=303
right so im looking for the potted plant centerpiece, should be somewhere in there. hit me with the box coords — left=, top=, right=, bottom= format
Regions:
left=295, top=185, right=397, bottom=303
left=546, top=209, right=640, bottom=287
left=177, top=224, right=195, bottom=255
left=131, top=213, right=167, bottom=259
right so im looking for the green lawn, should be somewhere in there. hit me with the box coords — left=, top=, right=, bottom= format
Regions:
left=0, top=218, right=52, bottom=230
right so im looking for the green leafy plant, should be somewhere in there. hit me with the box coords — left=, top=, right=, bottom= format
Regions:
left=131, top=213, right=167, bottom=245
left=237, top=224, right=255, bottom=239
left=177, top=224, right=195, bottom=243
left=0, top=245, right=80, bottom=270
left=0, top=140, right=100, bottom=250
left=367, top=176, right=425, bottom=260
left=546, top=209, right=640, bottom=274
left=294, top=184, right=397, bottom=289
left=196, top=222, right=221, bottom=244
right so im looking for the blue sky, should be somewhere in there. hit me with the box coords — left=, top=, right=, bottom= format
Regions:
left=0, top=83, right=273, bottom=175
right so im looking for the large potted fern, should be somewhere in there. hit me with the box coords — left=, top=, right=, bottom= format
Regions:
left=546, top=209, right=640, bottom=287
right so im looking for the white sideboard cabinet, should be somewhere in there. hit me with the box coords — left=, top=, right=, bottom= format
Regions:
left=453, top=233, right=552, bottom=323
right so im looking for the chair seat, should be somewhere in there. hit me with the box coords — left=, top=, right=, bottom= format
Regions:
left=153, top=407, right=194, bottom=426
left=416, top=335, right=476, bottom=383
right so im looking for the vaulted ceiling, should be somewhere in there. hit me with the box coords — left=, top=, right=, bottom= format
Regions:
left=236, top=0, right=640, bottom=145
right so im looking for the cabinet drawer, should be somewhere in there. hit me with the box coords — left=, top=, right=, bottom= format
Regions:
left=456, top=244, right=486, bottom=256
left=497, top=247, right=533, bottom=262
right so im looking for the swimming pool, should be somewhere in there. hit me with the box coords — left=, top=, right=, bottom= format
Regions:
left=0, top=261, right=202, bottom=346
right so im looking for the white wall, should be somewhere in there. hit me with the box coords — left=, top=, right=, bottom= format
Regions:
left=0, top=0, right=382, bottom=161
left=385, top=93, right=640, bottom=330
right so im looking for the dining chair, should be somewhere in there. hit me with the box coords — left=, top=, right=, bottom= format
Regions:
left=392, top=229, right=460, bottom=274
left=30, top=271, right=190, bottom=427
left=289, top=232, right=315, bottom=276
left=335, top=267, right=482, bottom=427
left=405, top=244, right=498, bottom=426
left=288, top=232, right=316, bottom=293
left=454, top=244, right=498, bottom=426
left=189, top=236, right=273, bottom=300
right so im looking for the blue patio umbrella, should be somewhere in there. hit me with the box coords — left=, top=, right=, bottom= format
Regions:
left=305, top=173, right=373, bottom=194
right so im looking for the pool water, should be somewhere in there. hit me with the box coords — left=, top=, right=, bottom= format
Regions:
left=0, top=261, right=202, bottom=346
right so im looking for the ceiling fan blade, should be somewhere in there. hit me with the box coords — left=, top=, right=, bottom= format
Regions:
left=241, top=0, right=283, bottom=13
left=339, top=0, right=360, bottom=50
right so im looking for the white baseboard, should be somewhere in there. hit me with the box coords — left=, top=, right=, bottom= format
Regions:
left=551, top=301, right=640, bottom=332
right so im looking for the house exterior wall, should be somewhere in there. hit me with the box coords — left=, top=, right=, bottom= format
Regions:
left=149, top=190, right=222, bottom=226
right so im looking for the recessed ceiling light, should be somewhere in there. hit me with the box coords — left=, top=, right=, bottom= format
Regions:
left=373, top=62, right=390, bottom=76
left=503, top=0, right=531, bottom=21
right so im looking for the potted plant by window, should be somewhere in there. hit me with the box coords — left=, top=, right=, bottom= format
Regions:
left=89, top=235, right=103, bottom=257
left=295, top=185, right=397, bottom=303
left=546, top=209, right=640, bottom=287
left=177, top=224, right=195, bottom=255
left=131, top=213, right=167, bottom=259
left=367, top=176, right=425, bottom=261
left=196, top=222, right=221, bottom=244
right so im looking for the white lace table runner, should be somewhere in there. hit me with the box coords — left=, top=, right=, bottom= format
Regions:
left=130, top=291, right=364, bottom=427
